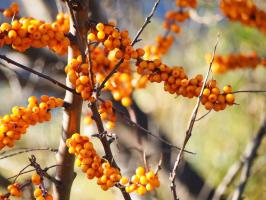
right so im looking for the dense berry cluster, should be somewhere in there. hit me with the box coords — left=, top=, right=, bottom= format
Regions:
left=66, top=22, right=145, bottom=104
left=32, top=173, right=53, bottom=200
left=136, top=59, right=235, bottom=111
left=0, top=11, right=70, bottom=54
left=1, top=2, right=19, bottom=18
left=120, top=166, right=160, bottom=195
left=220, top=0, right=266, bottom=33
left=87, top=22, right=144, bottom=59
left=210, top=52, right=266, bottom=74
left=0, top=96, right=63, bottom=150
left=66, top=133, right=121, bottom=191
left=144, top=0, right=197, bottom=59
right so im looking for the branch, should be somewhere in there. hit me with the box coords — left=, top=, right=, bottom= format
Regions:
left=232, top=90, right=266, bottom=94
left=131, top=0, right=161, bottom=46
left=231, top=118, right=266, bottom=200
left=0, top=55, right=76, bottom=94
left=170, top=36, right=219, bottom=200
left=89, top=102, right=132, bottom=200
left=0, top=148, right=57, bottom=160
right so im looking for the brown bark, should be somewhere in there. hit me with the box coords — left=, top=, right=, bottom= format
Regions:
left=52, top=1, right=90, bottom=199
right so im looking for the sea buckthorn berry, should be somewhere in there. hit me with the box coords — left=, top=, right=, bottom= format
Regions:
left=45, top=194, right=53, bottom=200
left=225, top=94, right=235, bottom=105
left=32, top=173, right=41, bottom=185
left=136, top=166, right=145, bottom=176
left=223, top=85, right=233, bottom=94
left=7, top=183, right=22, bottom=197
left=121, top=97, right=132, bottom=107
left=96, top=23, right=105, bottom=31
left=34, top=188, right=42, bottom=198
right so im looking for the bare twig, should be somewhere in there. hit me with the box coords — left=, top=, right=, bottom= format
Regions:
left=8, top=164, right=65, bottom=180
left=170, top=37, right=219, bottom=200
left=0, top=55, right=76, bottom=94
left=66, top=0, right=86, bottom=62
left=131, top=0, right=161, bottom=46
left=0, top=148, right=57, bottom=160
left=212, top=161, right=243, bottom=200
left=231, top=118, right=266, bottom=200
left=232, top=90, right=266, bottom=94
left=195, top=110, right=212, bottom=121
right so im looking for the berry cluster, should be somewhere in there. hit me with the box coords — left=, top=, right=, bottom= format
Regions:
left=32, top=173, right=53, bottom=200
left=144, top=0, right=198, bottom=59
left=66, top=133, right=121, bottom=191
left=87, top=22, right=144, bottom=59
left=0, top=11, right=70, bottom=54
left=120, top=166, right=160, bottom=195
left=209, top=52, right=266, bottom=74
left=66, top=22, right=146, bottom=104
left=65, top=55, right=94, bottom=101
left=1, top=2, right=19, bottom=18
left=7, top=183, right=22, bottom=198
left=220, top=0, right=266, bottom=33
left=136, top=59, right=235, bottom=111
left=0, top=96, right=64, bottom=150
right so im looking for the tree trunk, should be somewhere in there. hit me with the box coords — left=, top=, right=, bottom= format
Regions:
left=52, top=1, right=89, bottom=199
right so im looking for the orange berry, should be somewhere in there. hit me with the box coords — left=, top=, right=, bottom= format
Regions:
left=87, top=33, right=96, bottom=41
left=223, top=85, right=233, bottom=94
left=121, top=97, right=132, bottom=107
left=32, top=173, right=41, bottom=185
left=225, top=94, right=235, bottom=104
left=96, top=23, right=104, bottom=31
left=137, top=185, right=147, bottom=195
left=34, top=188, right=42, bottom=198
left=97, top=31, right=105, bottom=40
left=136, top=166, right=145, bottom=176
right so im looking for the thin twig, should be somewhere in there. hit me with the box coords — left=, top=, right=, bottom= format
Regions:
left=0, top=148, right=58, bottom=160
left=232, top=90, right=266, bottom=94
left=0, top=55, right=76, bottom=94
left=170, top=36, right=220, bottom=200
left=8, top=164, right=64, bottom=180
left=66, top=0, right=86, bottom=62
left=195, top=110, right=212, bottom=121
left=131, top=0, right=161, bottom=46
left=231, top=118, right=266, bottom=200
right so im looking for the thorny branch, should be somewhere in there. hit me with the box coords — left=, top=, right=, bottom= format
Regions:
left=169, top=36, right=220, bottom=200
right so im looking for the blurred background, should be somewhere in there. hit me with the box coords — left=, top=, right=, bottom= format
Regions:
left=0, top=0, right=266, bottom=199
